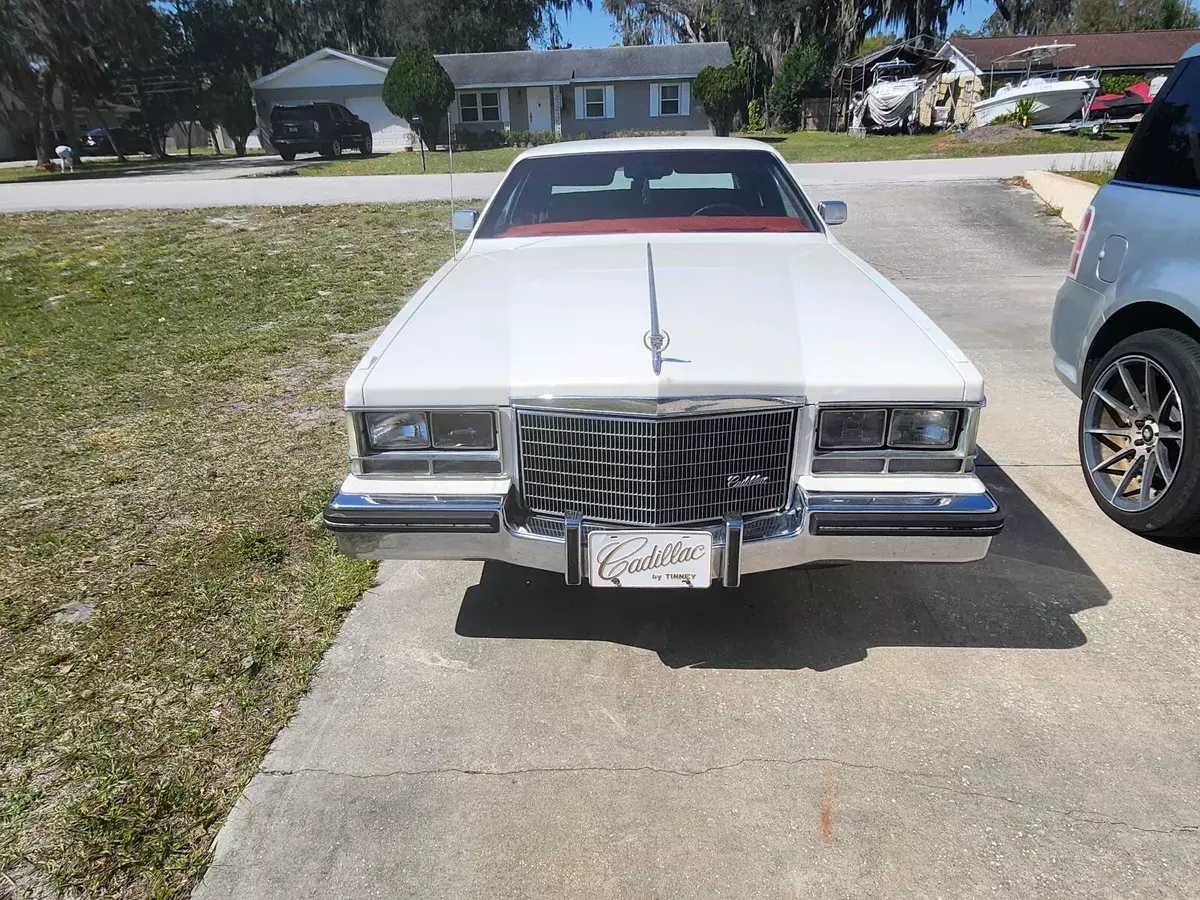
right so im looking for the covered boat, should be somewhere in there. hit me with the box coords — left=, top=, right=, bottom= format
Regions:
left=865, top=61, right=924, bottom=132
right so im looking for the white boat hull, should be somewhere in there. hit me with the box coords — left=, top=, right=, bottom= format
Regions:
left=973, top=79, right=1098, bottom=127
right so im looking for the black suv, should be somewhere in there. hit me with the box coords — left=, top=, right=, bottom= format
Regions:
left=269, top=103, right=372, bottom=160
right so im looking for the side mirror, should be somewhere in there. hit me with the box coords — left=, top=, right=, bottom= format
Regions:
left=818, top=200, right=848, bottom=226
left=452, top=208, right=478, bottom=234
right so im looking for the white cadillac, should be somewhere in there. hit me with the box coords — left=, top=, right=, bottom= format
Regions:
left=325, top=137, right=1003, bottom=588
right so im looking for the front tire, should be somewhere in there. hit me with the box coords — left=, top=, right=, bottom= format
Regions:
left=1079, top=328, right=1200, bottom=537
left=279, top=150, right=296, bottom=161
left=360, top=133, right=372, bottom=155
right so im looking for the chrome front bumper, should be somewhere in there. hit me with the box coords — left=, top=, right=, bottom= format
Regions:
left=324, top=487, right=1004, bottom=586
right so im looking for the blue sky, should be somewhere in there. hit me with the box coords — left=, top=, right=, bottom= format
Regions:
left=555, top=1, right=994, bottom=48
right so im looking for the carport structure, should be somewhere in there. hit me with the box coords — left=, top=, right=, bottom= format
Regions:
left=827, top=35, right=952, bottom=132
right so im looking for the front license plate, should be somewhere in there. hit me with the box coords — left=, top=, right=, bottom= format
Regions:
left=587, top=531, right=712, bottom=588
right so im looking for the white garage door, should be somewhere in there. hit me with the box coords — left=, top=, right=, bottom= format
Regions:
left=343, top=95, right=411, bottom=152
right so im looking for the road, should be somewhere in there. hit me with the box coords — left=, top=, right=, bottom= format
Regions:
left=0, top=150, right=1124, bottom=213
left=193, top=181, right=1200, bottom=900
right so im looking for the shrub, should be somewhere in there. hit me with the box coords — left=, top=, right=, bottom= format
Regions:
left=745, top=98, right=766, bottom=132
left=989, top=97, right=1036, bottom=128
left=382, top=39, right=455, bottom=149
left=202, top=75, right=257, bottom=157
left=693, top=63, right=745, bottom=136
left=770, top=40, right=834, bottom=131
left=1100, top=73, right=1144, bottom=96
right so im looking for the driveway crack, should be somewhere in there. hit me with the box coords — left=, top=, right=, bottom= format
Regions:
left=258, top=757, right=1199, bottom=836
left=261, top=755, right=939, bottom=782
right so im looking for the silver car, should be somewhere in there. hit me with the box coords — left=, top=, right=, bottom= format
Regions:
left=1051, top=41, right=1200, bottom=537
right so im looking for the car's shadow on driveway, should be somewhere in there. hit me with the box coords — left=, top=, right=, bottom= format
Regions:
left=455, top=459, right=1110, bottom=670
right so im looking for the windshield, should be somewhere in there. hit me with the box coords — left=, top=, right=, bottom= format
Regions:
left=271, top=105, right=319, bottom=121
left=475, top=149, right=819, bottom=238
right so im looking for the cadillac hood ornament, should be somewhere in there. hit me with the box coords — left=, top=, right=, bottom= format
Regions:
left=644, top=243, right=670, bottom=375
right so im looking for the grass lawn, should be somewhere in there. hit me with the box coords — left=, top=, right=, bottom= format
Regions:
left=298, top=146, right=522, bottom=177
left=0, top=150, right=263, bottom=185
left=1057, top=167, right=1117, bottom=185
left=0, top=204, right=448, bottom=897
left=755, top=128, right=1130, bottom=163
left=295, top=129, right=1130, bottom=177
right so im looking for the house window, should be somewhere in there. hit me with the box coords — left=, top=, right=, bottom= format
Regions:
left=659, top=83, right=681, bottom=116
left=479, top=92, right=500, bottom=122
left=584, top=86, right=606, bottom=119
left=459, top=92, right=501, bottom=123
left=459, top=93, right=479, bottom=122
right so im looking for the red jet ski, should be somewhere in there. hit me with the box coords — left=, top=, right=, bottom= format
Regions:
left=1087, top=81, right=1151, bottom=118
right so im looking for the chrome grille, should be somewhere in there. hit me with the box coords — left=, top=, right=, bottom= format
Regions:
left=516, top=407, right=797, bottom=527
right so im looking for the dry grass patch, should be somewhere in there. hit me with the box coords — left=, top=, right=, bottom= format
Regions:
left=0, top=203, right=449, bottom=897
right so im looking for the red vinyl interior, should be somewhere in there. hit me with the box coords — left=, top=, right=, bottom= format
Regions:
left=497, top=216, right=811, bottom=237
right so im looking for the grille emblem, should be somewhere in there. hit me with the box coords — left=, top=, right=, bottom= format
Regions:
left=727, top=474, right=769, bottom=488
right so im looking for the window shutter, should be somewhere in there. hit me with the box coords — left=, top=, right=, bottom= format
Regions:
left=680, top=82, right=691, bottom=116
left=604, top=84, right=615, bottom=119
left=574, top=86, right=585, bottom=119
left=650, top=82, right=660, bottom=117
left=499, top=88, right=511, bottom=129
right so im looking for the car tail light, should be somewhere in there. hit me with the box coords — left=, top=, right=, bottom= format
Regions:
left=1068, top=205, right=1094, bottom=278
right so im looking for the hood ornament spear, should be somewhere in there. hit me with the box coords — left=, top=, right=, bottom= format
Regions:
left=643, top=243, right=670, bottom=376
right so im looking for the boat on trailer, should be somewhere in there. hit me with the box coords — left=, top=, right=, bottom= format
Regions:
left=865, top=61, right=925, bottom=132
left=972, top=44, right=1099, bottom=127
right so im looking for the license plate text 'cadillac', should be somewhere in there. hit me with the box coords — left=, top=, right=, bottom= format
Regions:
left=324, top=137, right=1004, bottom=587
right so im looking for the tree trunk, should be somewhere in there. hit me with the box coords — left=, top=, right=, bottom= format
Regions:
left=133, top=72, right=166, bottom=160
left=234, top=136, right=246, bottom=157
left=93, top=105, right=127, bottom=163
left=35, top=69, right=55, bottom=166
left=208, top=129, right=222, bottom=155
left=58, top=81, right=80, bottom=167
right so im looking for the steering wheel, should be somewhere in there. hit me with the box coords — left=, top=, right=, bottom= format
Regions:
left=692, top=203, right=750, bottom=217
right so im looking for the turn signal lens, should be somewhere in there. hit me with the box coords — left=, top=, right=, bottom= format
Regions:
left=1068, top=205, right=1094, bottom=278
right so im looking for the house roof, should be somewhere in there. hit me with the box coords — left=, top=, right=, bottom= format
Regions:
left=253, top=42, right=734, bottom=91
left=387, top=42, right=734, bottom=88
left=251, top=48, right=387, bottom=88
left=949, top=30, right=1200, bottom=72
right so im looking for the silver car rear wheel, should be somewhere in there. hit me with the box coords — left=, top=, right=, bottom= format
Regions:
left=1083, top=354, right=1185, bottom=512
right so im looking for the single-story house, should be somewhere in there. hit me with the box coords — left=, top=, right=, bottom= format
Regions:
left=250, top=42, right=733, bottom=152
left=939, top=29, right=1200, bottom=78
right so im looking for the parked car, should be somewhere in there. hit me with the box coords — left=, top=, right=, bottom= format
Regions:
left=268, top=103, right=372, bottom=160
left=79, top=126, right=152, bottom=156
left=1051, top=41, right=1200, bottom=537
left=323, top=137, right=1004, bottom=588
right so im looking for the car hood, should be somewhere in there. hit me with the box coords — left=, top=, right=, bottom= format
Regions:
left=355, top=235, right=979, bottom=407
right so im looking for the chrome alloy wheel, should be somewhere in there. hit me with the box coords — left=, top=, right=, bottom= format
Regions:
left=1083, top=354, right=1185, bottom=512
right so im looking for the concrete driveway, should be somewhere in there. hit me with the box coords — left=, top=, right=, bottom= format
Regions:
left=0, top=150, right=1124, bottom=213
left=193, top=182, right=1200, bottom=900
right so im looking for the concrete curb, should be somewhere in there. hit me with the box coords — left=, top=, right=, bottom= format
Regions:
left=1024, top=169, right=1100, bottom=229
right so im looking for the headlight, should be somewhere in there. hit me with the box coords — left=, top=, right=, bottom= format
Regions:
left=818, top=409, right=886, bottom=449
left=887, top=409, right=959, bottom=449
left=364, top=411, right=429, bottom=450
left=431, top=411, right=495, bottom=450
